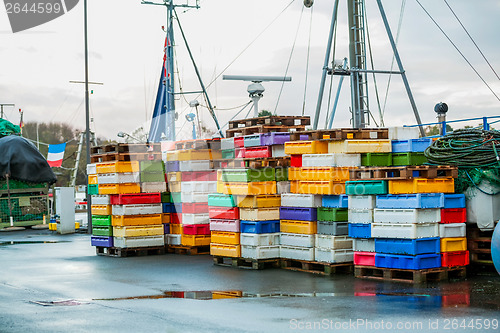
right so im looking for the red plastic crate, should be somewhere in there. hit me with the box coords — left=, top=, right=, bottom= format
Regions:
left=234, top=137, right=245, bottom=148
left=181, top=171, right=217, bottom=182
left=182, top=224, right=211, bottom=235
left=290, top=154, right=302, bottom=167
left=245, top=146, right=272, bottom=159
left=182, top=202, right=209, bottom=214
left=171, top=213, right=182, bottom=224
left=110, top=193, right=161, bottom=205
left=235, top=148, right=246, bottom=158
left=441, top=251, right=469, bottom=267
left=441, top=208, right=467, bottom=224
left=354, top=252, right=376, bottom=266
left=208, top=206, right=240, bottom=220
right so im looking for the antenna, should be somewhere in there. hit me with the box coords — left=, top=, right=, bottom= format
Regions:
left=223, top=75, right=292, bottom=117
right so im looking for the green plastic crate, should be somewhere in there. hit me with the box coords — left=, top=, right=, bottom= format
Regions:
left=162, top=192, right=172, bottom=203
left=275, top=167, right=288, bottom=182
left=0, top=179, right=46, bottom=191
left=317, top=207, right=348, bottom=222
left=88, top=184, right=99, bottom=195
left=345, top=180, right=388, bottom=195
left=171, top=192, right=182, bottom=203
left=140, top=160, right=165, bottom=173
left=222, top=149, right=235, bottom=159
left=392, top=152, right=428, bottom=166
left=361, top=153, right=393, bottom=166
left=221, top=168, right=275, bottom=182
left=208, top=193, right=236, bottom=207
left=92, top=225, right=113, bottom=236
left=140, top=172, right=166, bottom=183
left=92, top=215, right=112, bottom=226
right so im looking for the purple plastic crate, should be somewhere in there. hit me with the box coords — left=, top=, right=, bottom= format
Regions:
left=91, top=236, right=113, bottom=248
left=375, top=253, right=441, bottom=270
left=163, top=223, right=170, bottom=234
left=165, top=161, right=180, bottom=172
left=261, top=133, right=309, bottom=146
left=280, top=207, right=317, bottom=221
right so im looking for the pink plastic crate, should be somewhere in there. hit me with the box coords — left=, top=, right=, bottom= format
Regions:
left=209, top=219, right=240, bottom=232
left=181, top=171, right=217, bottom=182
left=235, top=148, right=246, bottom=158
left=182, top=202, right=209, bottom=214
left=245, top=146, right=272, bottom=158
left=182, top=224, right=211, bottom=235
left=234, top=137, right=245, bottom=148
left=354, top=252, right=376, bottom=266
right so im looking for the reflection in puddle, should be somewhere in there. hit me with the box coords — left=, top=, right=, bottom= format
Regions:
left=0, top=241, right=68, bottom=246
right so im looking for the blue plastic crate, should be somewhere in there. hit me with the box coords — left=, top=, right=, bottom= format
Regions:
left=376, top=193, right=444, bottom=209
left=165, top=161, right=180, bottom=172
left=163, top=223, right=170, bottom=235
left=348, top=223, right=371, bottom=238
left=243, top=134, right=263, bottom=147
left=162, top=203, right=174, bottom=213
left=375, top=253, right=441, bottom=270
left=346, top=180, right=388, bottom=195
left=442, top=194, right=466, bottom=209
left=280, top=207, right=317, bottom=221
left=91, top=236, right=113, bottom=248
left=391, top=138, right=433, bottom=153
left=322, top=195, right=349, bottom=208
left=375, top=237, right=440, bottom=255
left=173, top=203, right=183, bottom=213
left=240, top=220, right=280, bottom=234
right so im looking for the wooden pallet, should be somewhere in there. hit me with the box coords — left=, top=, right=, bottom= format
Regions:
left=95, top=246, right=166, bottom=257
left=354, top=265, right=467, bottom=284
left=289, top=128, right=389, bottom=141
left=213, top=157, right=290, bottom=169
left=213, top=256, right=280, bottom=270
left=225, top=125, right=306, bottom=138
left=228, top=116, right=310, bottom=129
left=349, top=165, right=458, bottom=181
left=91, top=143, right=160, bottom=155
left=467, top=226, right=494, bottom=265
left=280, top=259, right=354, bottom=276
left=167, top=245, right=210, bottom=255
left=90, top=152, right=162, bottom=163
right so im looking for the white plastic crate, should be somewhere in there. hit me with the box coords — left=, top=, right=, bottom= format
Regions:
left=181, top=192, right=210, bottom=203
left=371, top=222, right=439, bottom=239
left=181, top=181, right=217, bottom=194
left=302, top=153, right=361, bottom=167
left=91, top=195, right=110, bottom=205
left=348, top=209, right=374, bottom=224
left=97, top=172, right=140, bottom=184
left=182, top=213, right=210, bottom=225
left=281, top=193, right=322, bottom=208
left=373, top=208, right=441, bottom=224
left=280, top=233, right=315, bottom=248
left=280, top=245, right=315, bottom=261
left=388, top=126, right=420, bottom=140
left=111, top=204, right=163, bottom=216
left=328, top=139, right=392, bottom=154
left=277, top=181, right=291, bottom=194
left=353, top=238, right=375, bottom=252
left=240, top=233, right=280, bottom=246
left=179, top=160, right=212, bottom=172
left=348, top=195, right=377, bottom=210
left=239, top=207, right=280, bottom=221
left=439, top=223, right=466, bottom=238
left=167, top=234, right=182, bottom=246
left=315, top=235, right=353, bottom=250
left=314, top=248, right=353, bottom=263
left=241, top=245, right=280, bottom=259
left=87, top=163, right=97, bottom=175
left=272, top=145, right=286, bottom=158
left=113, top=235, right=165, bottom=248
left=141, top=182, right=167, bottom=193
left=221, top=138, right=235, bottom=150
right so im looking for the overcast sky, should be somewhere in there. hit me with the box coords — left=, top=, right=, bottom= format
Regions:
left=1, top=0, right=499, bottom=142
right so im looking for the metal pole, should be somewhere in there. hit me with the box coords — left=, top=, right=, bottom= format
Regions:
left=84, top=0, right=92, bottom=234
left=71, top=132, right=85, bottom=187
left=165, top=3, right=176, bottom=141
left=327, top=59, right=348, bottom=129
left=313, top=0, right=339, bottom=130
left=376, top=0, right=424, bottom=137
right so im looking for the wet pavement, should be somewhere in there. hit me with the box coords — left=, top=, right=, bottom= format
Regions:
left=0, top=229, right=499, bottom=333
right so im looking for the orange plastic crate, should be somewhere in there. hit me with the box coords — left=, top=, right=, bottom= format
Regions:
left=98, top=183, right=141, bottom=195
left=88, top=174, right=98, bottom=185
left=288, top=167, right=352, bottom=181
left=111, top=214, right=163, bottom=226
left=280, top=220, right=317, bottom=234
left=210, top=243, right=241, bottom=257
left=284, top=140, right=328, bottom=155
left=222, top=181, right=276, bottom=195
left=162, top=213, right=171, bottom=224
left=96, top=161, right=139, bottom=174
left=91, top=204, right=112, bottom=215
left=181, top=235, right=211, bottom=246
left=170, top=223, right=182, bottom=234
left=291, top=180, right=345, bottom=195
left=389, top=178, right=455, bottom=194
left=211, top=231, right=240, bottom=245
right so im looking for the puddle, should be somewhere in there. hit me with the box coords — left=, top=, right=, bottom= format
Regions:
left=30, top=300, right=88, bottom=306
left=0, top=241, right=69, bottom=246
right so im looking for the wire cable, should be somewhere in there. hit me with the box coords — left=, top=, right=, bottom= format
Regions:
left=302, top=5, right=314, bottom=116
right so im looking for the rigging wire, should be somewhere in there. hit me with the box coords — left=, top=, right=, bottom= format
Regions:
left=323, top=4, right=339, bottom=129
left=302, top=5, right=314, bottom=116
left=416, top=0, right=500, bottom=103
left=444, top=0, right=500, bottom=81
left=273, top=3, right=305, bottom=115
left=382, top=0, right=406, bottom=119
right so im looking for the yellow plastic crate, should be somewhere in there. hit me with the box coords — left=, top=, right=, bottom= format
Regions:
left=170, top=223, right=182, bottom=234
left=291, top=180, right=345, bottom=195
left=212, top=291, right=243, bottom=299
left=112, top=225, right=164, bottom=237
left=169, top=181, right=181, bottom=193
left=236, top=195, right=281, bottom=208
left=88, top=174, right=98, bottom=185
left=284, top=140, right=329, bottom=155
left=210, top=243, right=241, bottom=258
left=49, top=222, right=57, bottom=231
left=328, top=139, right=392, bottom=154
left=166, top=171, right=182, bottom=183
left=162, top=213, right=171, bottom=224
left=166, top=151, right=180, bottom=161
left=217, top=181, right=224, bottom=194
left=211, top=231, right=240, bottom=245
left=288, top=167, right=352, bottom=181
left=96, top=161, right=139, bottom=174
left=181, top=235, right=211, bottom=247
left=91, top=204, right=112, bottom=215
left=222, top=181, right=276, bottom=195
left=441, top=237, right=467, bottom=253
left=388, top=178, right=455, bottom=194
left=177, top=149, right=221, bottom=161
left=111, top=214, right=163, bottom=226
left=217, top=170, right=223, bottom=181
left=98, top=183, right=141, bottom=195
left=280, top=220, right=317, bottom=234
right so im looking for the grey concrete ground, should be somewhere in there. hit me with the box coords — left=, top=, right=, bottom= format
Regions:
left=0, top=229, right=499, bottom=333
